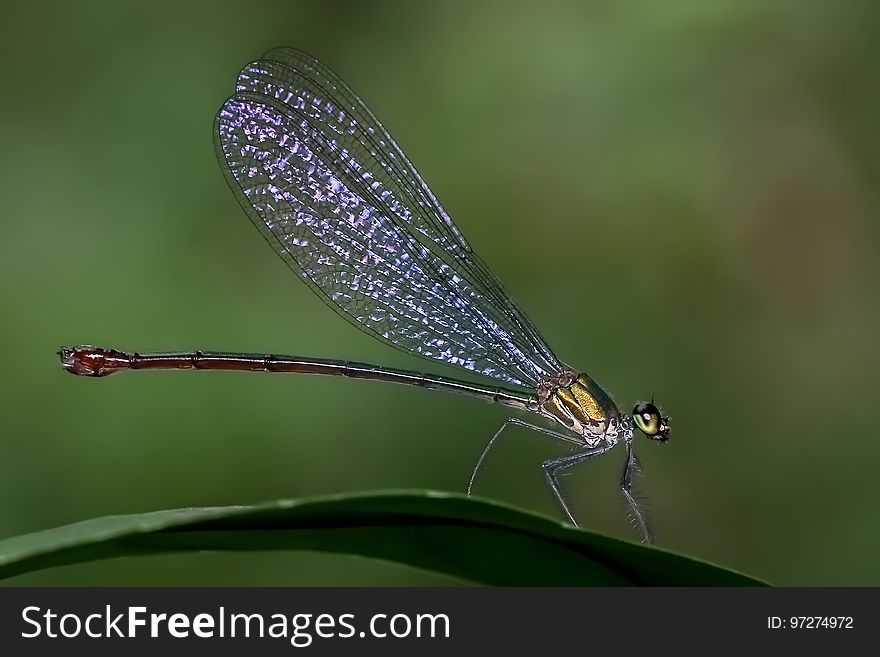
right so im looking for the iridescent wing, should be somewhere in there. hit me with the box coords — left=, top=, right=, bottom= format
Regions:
left=215, top=48, right=563, bottom=388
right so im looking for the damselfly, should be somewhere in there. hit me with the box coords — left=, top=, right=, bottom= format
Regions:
left=60, top=49, right=670, bottom=543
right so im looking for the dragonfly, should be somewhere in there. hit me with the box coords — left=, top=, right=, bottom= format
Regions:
left=59, top=48, right=670, bottom=544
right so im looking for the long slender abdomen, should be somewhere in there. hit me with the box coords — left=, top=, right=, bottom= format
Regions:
left=58, top=345, right=535, bottom=412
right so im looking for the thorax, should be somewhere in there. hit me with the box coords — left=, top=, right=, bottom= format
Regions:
left=535, top=369, right=623, bottom=446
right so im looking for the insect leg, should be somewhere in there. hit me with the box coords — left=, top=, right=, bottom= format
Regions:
left=619, top=435, right=654, bottom=544
left=542, top=444, right=615, bottom=526
left=467, top=417, right=582, bottom=497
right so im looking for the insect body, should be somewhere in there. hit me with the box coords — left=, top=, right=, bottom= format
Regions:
left=60, top=48, right=670, bottom=543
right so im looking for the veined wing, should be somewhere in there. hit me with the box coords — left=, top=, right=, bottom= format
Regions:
left=215, top=49, right=563, bottom=388
left=259, top=48, right=559, bottom=366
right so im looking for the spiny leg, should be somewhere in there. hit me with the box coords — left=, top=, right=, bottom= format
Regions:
left=542, top=445, right=614, bottom=526
left=620, top=436, right=654, bottom=544
left=467, top=417, right=582, bottom=497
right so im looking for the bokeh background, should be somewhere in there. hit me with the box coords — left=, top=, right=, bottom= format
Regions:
left=1, top=0, right=877, bottom=585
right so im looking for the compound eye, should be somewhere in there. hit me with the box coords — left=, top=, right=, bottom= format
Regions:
left=632, top=401, right=661, bottom=436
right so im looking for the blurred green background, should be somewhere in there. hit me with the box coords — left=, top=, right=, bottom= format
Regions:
left=1, top=0, right=878, bottom=585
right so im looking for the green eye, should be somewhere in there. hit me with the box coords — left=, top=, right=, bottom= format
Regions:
left=632, top=401, right=665, bottom=438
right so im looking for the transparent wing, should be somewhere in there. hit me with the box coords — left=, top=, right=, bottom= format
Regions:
left=214, top=48, right=564, bottom=388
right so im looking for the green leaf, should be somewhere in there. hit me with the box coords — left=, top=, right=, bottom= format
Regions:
left=0, top=491, right=767, bottom=585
